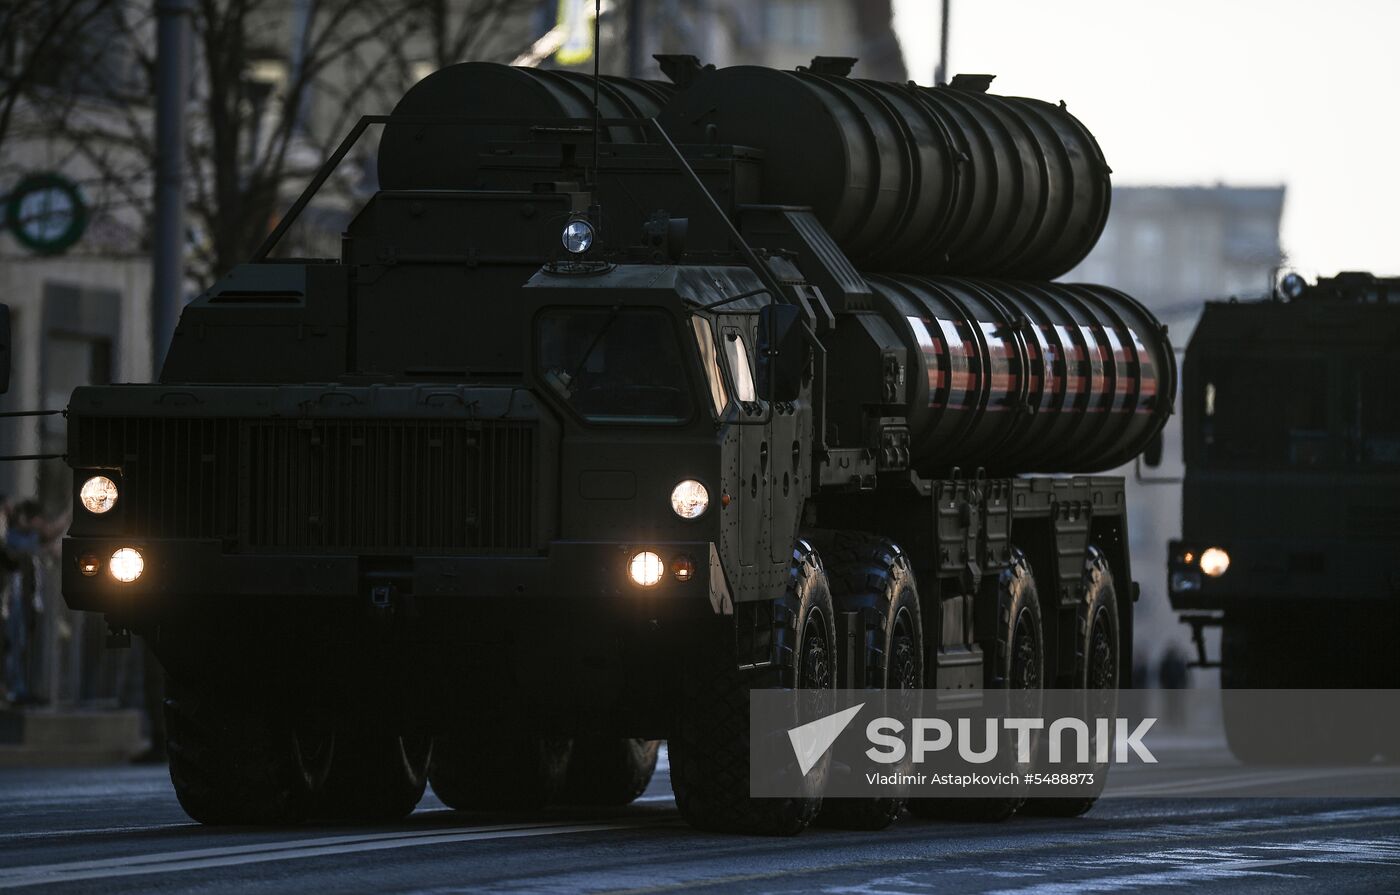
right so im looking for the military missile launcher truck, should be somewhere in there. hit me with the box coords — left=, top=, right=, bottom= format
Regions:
left=61, top=58, right=1173, bottom=834
left=1168, top=272, right=1400, bottom=762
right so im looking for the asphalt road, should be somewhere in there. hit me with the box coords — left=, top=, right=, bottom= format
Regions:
left=2, top=748, right=1399, bottom=893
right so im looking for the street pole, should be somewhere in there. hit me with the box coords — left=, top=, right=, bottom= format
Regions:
left=627, top=0, right=644, bottom=79
left=152, top=0, right=193, bottom=377
left=934, top=0, right=950, bottom=85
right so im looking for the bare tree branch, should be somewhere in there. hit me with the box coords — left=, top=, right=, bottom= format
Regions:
left=8, top=0, right=543, bottom=281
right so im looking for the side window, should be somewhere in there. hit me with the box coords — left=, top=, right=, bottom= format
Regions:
left=1357, top=357, right=1400, bottom=466
left=723, top=328, right=757, bottom=402
left=691, top=316, right=729, bottom=417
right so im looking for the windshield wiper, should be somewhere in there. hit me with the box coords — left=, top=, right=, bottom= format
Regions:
left=558, top=306, right=622, bottom=392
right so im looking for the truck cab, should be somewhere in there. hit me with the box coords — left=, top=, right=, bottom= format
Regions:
left=1168, top=273, right=1400, bottom=757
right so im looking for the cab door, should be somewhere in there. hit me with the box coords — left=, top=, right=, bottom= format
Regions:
left=723, top=321, right=769, bottom=568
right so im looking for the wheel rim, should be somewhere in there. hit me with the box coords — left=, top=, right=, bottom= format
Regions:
left=799, top=609, right=833, bottom=689
left=1011, top=607, right=1041, bottom=690
left=889, top=606, right=918, bottom=691
left=1088, top=606, right=1116, bottom=690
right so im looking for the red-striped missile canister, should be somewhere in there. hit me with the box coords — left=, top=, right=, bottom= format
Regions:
left=861, top=277, right=1175, bottom=474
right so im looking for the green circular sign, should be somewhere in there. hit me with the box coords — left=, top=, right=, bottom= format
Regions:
left=5, top=172, right=88, bottom=255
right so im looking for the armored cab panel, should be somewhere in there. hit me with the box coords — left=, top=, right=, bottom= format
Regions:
left=162, top=263, right=349, bottom=384
left=1176, top=284, right=1400, bottom=607
left=343, top=189, right=578, bottom=379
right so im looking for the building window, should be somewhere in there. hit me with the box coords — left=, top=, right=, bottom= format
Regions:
left=766, top=0, right=823, bottom=48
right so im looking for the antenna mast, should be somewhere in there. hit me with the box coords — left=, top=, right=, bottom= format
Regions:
left=591, top=0, right=602, bottom=188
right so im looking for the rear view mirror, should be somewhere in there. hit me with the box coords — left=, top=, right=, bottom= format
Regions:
left=0, top=304, right=11, bottom=395
left=756, top=303, right=807, bottom=403
left=1143, top=430, right=1164, bottom=468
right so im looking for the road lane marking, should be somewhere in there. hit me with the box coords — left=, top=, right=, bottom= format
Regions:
left=591, top=812, right=1400, bottom=895
left=0, top=821, right=655, bottom=889
left=5, top=822, right=201, bottom=841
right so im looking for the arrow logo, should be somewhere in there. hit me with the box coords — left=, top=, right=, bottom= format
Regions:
left=787, top=703, right=864, bottom=776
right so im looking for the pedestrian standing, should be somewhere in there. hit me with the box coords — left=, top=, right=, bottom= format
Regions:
left=0, top=495, right=13, bottom=704
left=3, top=500, right=67, bottom=706
left=4, top=500, right=42, bottom=705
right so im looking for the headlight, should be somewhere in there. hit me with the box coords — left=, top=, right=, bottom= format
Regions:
left=1199, top=547, right=1230, bottom=577
left=562, top=219, right=595, bottom=254
left=109, top=547, right=144, bottom=583
left=78, top=553, right=101, bottom=577
left=672, top=554, right=695, bottom=582
left=670, top=479, right=709, bottom=519
left=628, top=551, right=664, bottom=587
left=80, top=475, right=119, bottom=514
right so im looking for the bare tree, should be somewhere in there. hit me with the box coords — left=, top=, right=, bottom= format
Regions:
left=0, top=0, right=121, bottom=158
left=8, top=0, right=538, bottom=282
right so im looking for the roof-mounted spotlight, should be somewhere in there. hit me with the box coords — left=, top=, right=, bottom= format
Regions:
left=1279, top=272, right=1307, bottom=301
left=562, top=219, right=595, bottom=255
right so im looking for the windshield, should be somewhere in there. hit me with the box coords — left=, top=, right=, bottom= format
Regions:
left=1198, top=353, right=1400, bottom=470
left=537, top=308, right=694, bottom=424
left=1199, top=355, right=1329, bottom=468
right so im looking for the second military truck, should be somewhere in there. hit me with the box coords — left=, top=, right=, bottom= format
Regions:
left=1169, top=272, right=1399, bottom=761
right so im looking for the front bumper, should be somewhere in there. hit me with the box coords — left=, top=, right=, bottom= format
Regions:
left=1167, top=537, right=1400, bottom=611
left=62, top=538, right=731, bottom=615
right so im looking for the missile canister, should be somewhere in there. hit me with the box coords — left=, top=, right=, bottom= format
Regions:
left=657, top=66, right=1111, bottom=279
left=863, top=277, right=1174, bottom=473
left=377, top=62, right=674, bottom=191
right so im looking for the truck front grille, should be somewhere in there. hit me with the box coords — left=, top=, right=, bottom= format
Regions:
left=70, top=417, right=536, bottom=552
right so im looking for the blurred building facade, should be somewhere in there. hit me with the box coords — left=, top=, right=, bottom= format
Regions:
left=622, top=0, right=906, bottom=80
left=1068, top=186, right=1286, bottom=313
left=1064, top=184, right=1286, bottom=683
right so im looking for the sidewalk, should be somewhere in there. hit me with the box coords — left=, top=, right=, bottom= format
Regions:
left=0, top=707, right=144, bottom=767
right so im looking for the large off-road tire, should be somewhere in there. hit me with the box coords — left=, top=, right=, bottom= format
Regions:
left=429, top=734, right=572, bottom=811
left=670, top=540, right=837, bottom=835
left=1022, top=547, right=1118, bottom=818
left=317, top=735, right=431, bottom=821
left=909, top=550, right=1042, bottom=824
left=1221, top=615, right=1377, bottom=765
left=164, top=681, right=331, bottom=826
left=810, top=531, right=923, bottom=831
left=560, top=738, right=661, bottom=806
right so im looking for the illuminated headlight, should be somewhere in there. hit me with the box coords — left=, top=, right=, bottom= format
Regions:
left=670, top=480, right=710, bottom=519
left=628, top=551, right=664, bottom=587
left=1199, top=547, right=1230, bottom=578
left=672, top=554, right=695, bottom=582
left=109, top=547, right=144, bottom=583
left=80, top=475, right=119, bottom=514
left=562, top=219, right=595, bottom=254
